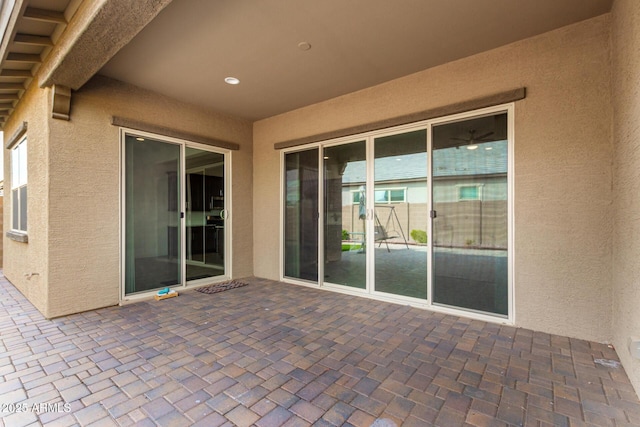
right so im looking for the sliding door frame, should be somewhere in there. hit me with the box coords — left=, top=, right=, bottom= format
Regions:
left=279, top=103, right=514, bottom=324
left=120, top=128, right=233, bottom=303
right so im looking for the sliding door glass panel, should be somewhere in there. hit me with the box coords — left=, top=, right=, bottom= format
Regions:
left=185, top=147, right=225, bottom=282
left=432, top=113, right=509, bottom=316
left=324, top=141, right=366, bottom=289
left=374, top=130, right=428, bottom=298
left=124, top=135, right=181, bottom=295
left=284, top=149, right=319, bottom=281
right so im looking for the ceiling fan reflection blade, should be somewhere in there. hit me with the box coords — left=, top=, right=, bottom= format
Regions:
left=475, top=131, right=494, bottom=140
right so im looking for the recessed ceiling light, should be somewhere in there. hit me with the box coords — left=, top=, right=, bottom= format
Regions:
left=136, top=137, right=145, bottom=141
left=224, top=77, right=240, bottom=85
left=297, top=42, right=311, bottom=51
left=485, top=147, right=493, bottom=151
left=466, top=145, right=478, bottom=150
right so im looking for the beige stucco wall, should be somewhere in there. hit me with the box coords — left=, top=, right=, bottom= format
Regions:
left=44, top=76, right=253, bottom=317
left=611, top=0, right=640, bottom=396
left=253, top=15, right=613, bottom=343
left=3, top=84, right=51, bottom=315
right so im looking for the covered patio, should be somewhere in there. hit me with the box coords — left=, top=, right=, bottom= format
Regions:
left=1, top=273, right=639, bottom=427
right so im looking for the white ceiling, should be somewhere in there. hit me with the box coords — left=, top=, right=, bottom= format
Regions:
left=99, top=0, right=613, bottom=121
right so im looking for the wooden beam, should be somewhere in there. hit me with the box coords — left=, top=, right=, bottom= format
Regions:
left=275, top=88, right=527, bottom=149
left=0, top=94, right=19, bottom=101
left=14, top=34, right=54, bottom=47
left=23, top=7, right=67, bottom=24
left=0, top=69, right=32, bottom=78
left=52, top=85, right=71, bottom=120
left=111, top=116, right=241, bottom=150
left=0, top=83, right=23, bottom=90
left=6, top=53, right=41, bottom=63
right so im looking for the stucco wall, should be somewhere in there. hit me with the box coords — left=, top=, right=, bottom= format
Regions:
left=253, top=16, right=613, bottom=342
left=45, top=76, right=253, bottom=317
left=2, top=85, right=50, bottom=315
left=611, top=0, right=640, bottom=396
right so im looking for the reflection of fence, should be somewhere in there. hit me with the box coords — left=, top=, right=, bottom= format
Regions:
left=342, top=201, right=508, bottom=249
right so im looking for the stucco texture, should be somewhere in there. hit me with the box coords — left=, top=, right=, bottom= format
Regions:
left=253, top=15, right=613, bottom=343
left=44, top=76, right=253, bottom=318
left=3, top=85, right=51, bottom=316
left=611, top=0, right=640, bottom=396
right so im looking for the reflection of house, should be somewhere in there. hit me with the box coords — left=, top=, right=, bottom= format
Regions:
left=0, top=0, right=639, bottom=397
left=341, top=141, right=508, bottom=248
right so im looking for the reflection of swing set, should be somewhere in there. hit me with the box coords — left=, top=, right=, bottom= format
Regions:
left=373, top=206, right=409, bottom=252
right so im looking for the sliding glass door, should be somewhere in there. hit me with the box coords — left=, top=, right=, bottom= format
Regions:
left=185, top=148, right=226, bottom=282
left=431, top=112, right=509, bottom=316
left=281, top=106, right=511, bottom=320
left=373, top=130, right=428, bottom=299
left=124, top=135, right=182, bottom=295
left=123, top=132, right=229, bottom=296
left=323, top=141, right=367, bottom=289
left=284, top=149, right=319, bottom=282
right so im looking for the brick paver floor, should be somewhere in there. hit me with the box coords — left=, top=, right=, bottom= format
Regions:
left=1, top=273, right=640, bottom=426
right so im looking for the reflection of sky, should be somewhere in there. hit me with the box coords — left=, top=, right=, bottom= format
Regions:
left=343, top=140, right=507, bottom=183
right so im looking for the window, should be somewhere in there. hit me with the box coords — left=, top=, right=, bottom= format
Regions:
left=352, top=188, right=406, bottom=204
left=351, top=189, right=363, bottom=204
left=375, top=188, right=406, bottom=204
left=11, top=138, right=27, bottom=232
left=458, top=184, right=481, bottom=201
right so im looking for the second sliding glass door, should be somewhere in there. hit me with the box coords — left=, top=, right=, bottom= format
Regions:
left=285, top=134, right=429, bottom=297
left=123, top=132, right=229, bottom=297
left=323, top=141, right=367, bottom=289
left=185, top=148, right=226, bottom=283
left=282, top=106, right=511, bottom=320
left=124, top=135, right=182, bottom=295
left=373, top=130, right=428, bottom=299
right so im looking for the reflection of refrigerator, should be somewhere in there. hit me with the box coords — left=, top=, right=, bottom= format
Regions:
left=186, top=167, right=224, bottom=266
left=205, top=226, right=215, bottom=264
left=204, top=225, right=224, bottom=265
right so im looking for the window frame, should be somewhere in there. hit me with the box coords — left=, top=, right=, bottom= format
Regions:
left=10, top=136, right=27, bottom=233
left=352, top=187, right=407, bottom=204
left=457, top=184, right=483, bottom=201
left=279, top=103, right=514, bottom=325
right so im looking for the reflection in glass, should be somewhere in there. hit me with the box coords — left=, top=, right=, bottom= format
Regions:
left=432, top=113, right=508, bottom=316
left=324, top=141, right=366, bottom=289
left=373, top=130, right=428, bottom=298
left=185, top=148, right=225, bottom=282
left=124, top=136, right=181, bottom=295
left=284, top=149, right=319, bottom=281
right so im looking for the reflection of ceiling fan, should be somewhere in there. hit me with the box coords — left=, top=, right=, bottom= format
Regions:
left=452, top=130, right=494, bottom=149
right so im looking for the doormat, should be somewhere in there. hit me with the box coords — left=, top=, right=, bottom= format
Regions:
left=195, top=280, right=248, bottom=294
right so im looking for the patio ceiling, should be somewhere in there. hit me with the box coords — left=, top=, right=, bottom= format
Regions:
left=98, top=0, right=613, bottom=121
left=0, top=0, right=615, bottom=128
